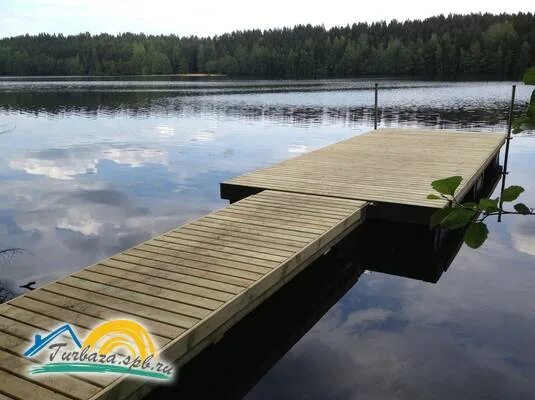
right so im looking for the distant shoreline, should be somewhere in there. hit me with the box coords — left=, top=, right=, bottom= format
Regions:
left=174, top=73, right=226, bottom=77
left=0, top=75, right=523, bottom=83
left=0, top=73, right=227, bottom=79
left=1, top=14, right=532, bottom=80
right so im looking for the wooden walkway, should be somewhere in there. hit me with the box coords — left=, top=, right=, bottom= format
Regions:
left=221, top=128, right=505, bottom=209
left=0, top=191, right=366, bottom=400
left=0, top=128, right=506, bottom=400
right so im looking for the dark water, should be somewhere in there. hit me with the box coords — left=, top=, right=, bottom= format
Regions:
left=1, top=78, right=534, bottom=398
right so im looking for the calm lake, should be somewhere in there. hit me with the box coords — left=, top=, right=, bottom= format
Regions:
left=1, top=78, right=534, bottom=398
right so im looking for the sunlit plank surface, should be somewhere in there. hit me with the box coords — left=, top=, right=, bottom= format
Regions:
left=222, top=128, right=505, bottom=208
left=0, top=191, right=366, bottom=400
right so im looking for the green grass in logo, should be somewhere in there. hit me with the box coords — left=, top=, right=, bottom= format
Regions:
left=29, top=362, right=171, bottom=380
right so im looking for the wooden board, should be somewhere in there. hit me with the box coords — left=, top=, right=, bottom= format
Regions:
left=221, top=128, right=505, bottom=208
left=0, top=191, right=366, bottom=400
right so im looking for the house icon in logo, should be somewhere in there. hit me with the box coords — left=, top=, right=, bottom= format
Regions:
left=24, top=324, right=82, bottom=357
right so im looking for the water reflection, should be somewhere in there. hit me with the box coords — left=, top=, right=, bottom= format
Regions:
left=146, top=166, right=507, bottom=399
left=146, top=212, right=509, bottom=399
left=0, top=79, right=531, bottom=294
left=0, top=80, right=531, bottom=130
left=0, top=78, right=534, bottom=399
left=9, top=145, right=168, bottom=180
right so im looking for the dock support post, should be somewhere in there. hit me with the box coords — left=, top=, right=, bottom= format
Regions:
left=498, top=84, right=516, bottom=222
left=374, top=83, right=378, bottom=130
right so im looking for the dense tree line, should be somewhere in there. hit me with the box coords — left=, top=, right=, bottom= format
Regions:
left=0, top=13, right=533, bottom=79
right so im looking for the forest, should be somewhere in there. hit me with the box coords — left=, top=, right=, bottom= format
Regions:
left=0, top=13, right=533, bottom=79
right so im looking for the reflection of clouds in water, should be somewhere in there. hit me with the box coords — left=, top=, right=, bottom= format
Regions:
left=9, top=145, right=168, bottom=179
left=56, top=210, right=104, bottom=236
left=192, top=130, right=216, bottom=142
left=341, top=307, right=392, bottom=329
left=0, top=178, right=219, bottom=293
left=249, top=270, right=535, bottom=400
left=155, top=125, right=176, bottom=137
left=9, top=149, right=98, bottom=180
left=510, top=136, right=535, bottom=154
left=13, top=184, right=142, bottom=239
left=248, top=226, right=535, bottom=400
left=509, top=220, right=535, bottom=256
left=101, top=148, right=167, bottom=168
left=288, top=144, right=308, bottom=153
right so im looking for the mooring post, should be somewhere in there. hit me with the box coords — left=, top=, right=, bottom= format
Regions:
left=374, top=83, right=378, bottom=130
left=498, top=84, right=516, bottom=222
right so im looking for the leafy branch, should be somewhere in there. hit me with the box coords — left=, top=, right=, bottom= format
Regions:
left=512, top=66, right=535, bottom=134
left=427, top=176, right=534, bottom=249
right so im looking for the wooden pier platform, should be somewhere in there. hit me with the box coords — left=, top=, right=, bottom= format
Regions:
left=0, top=191, right=366, bottom=400
left=0, top=128, right=505, bottom=400
left=221, top=128, right=505, bottom=223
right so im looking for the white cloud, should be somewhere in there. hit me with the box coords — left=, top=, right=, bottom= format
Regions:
left=1, top=0, right=532, bottom=38
left=155, top=125, right=176, bottom=138
left=9, top=156, right=97, bottom=180
left=192, top=131, right=216, bottom=142
left=101, top=148, right=168, bottom=167
left=288, top=144, right=308, bottom=154
left=509, top=220, right=535, bottom=256
left=343, top=307, right=393, bottom=328
left=9, top=145, right=168, bottom=179
left=56, top=210, right=104, bottom=236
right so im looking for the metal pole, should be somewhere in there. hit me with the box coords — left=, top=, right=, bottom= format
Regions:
left=374, top=83, right=378, bottom=130
left=498, top=84, right=516, bottom=222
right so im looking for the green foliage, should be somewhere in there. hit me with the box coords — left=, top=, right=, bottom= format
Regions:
left=441, top=207, right=477, bottom=230
left=430, top=207, right=454, bottom=228
left=464, top=223, right=489, bottom=248
left=501, top=185, right=524, bottom=202
left=514, top=203, right=532, bottom=214
left=0, top=13, right=533, bottom=78
left=431, top=176, right=462, bottom=196
left=513, top=66, right=535, bottom=134
left=478, top=198, right=499, bottom=212
left=427, top=176, right=533, bottom=249
left=524, top=66, right=535, bottom=85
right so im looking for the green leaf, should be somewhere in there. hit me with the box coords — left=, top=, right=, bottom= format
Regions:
left=514, top=203, right=532, bottom=215
left=501, top=185, right=524, bottom=202
left=523, top=66, right=535, bottom=85
left=478, top=198, right=499, bottom=213
left=441, top=207, right=476, bottom=230
left=512, top=89, right=535, bottom=134
left=427, top=194, right=442, bottom=200
left=462, top=202, right=478, bottom=210
left=430, top=207, right=454, bottom=228
left=431, top=176, right=463, bottom=196
left=464, top=222, right=489, bottom=249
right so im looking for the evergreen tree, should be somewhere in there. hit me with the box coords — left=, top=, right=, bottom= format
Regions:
left=0, top=13, right=533, bottom=79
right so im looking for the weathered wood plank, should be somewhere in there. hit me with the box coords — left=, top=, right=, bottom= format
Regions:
left=222, top=128, right=504, bottom=208
left=0, top=369, right=73, bottom=400
left=0, top=190, right=366, bottom=400
left=0, top=348, right=101, bottom=399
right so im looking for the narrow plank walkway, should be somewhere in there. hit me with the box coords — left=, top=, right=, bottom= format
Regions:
left=221, top=128, right=505, bottom=208
left=0, top=191, right=366, bottom=400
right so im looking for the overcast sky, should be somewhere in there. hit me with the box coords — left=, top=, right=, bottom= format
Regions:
left=0, top=0, right=533, bottom=39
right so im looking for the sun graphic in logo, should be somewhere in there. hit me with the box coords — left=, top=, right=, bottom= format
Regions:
left=82, top=319, right=156, bottom=359
left=24, top=318, right=173, bottom=380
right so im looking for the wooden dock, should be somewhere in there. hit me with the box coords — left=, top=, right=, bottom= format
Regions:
left=221, top=128, right=505, bottom=223
left=0, top=128, right=504, bottom=400
left=0, top=191, right=366, bottom=400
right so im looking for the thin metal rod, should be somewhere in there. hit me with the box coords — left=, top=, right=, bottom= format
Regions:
left=374, top=83, right=378, bottom=130
left=498, top=84, right=516, bottom=222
